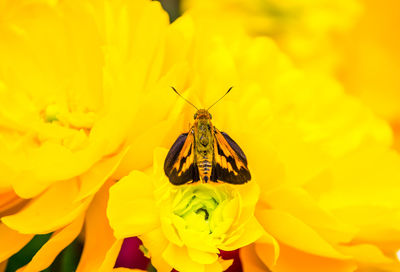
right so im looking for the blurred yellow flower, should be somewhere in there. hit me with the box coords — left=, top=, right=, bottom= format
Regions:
left=337, top=0, right=400, bottom=146
left=108, top=149, right=263, bottom=272
left=182, top=0, right=362, bottom=72
left=0, top=0, right=171, bottom=270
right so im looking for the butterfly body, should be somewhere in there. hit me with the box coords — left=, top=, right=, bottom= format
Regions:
left=164, top=108, right=251, bottom=185
left=193, top=109, right=214, bottom=183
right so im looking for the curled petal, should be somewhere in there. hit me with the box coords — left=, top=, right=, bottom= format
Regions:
left=2, top=179, right=91, bottom=234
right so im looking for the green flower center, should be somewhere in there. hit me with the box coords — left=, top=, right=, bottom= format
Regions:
left=44, top=104, right=61, bottom=122
left=172, top=184, right=232, bottom=234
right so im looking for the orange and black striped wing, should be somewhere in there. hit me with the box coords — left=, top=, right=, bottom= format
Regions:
left=164, top=132, right=199, bottom=185
left=211, top=129, right=251, bottom=184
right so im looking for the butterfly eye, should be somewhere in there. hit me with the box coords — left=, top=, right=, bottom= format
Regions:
left=209, top=113, right=212, bottom=119
left=194, top=113, right=198, bottom=119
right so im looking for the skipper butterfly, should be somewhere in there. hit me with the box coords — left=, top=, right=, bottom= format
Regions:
left=164, top=87, right=251, bottom=185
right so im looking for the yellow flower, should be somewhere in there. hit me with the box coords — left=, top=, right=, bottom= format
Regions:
left=108, top=12, right=399, bottom=272
left=337, top=0, right=400, bottom=149
left=2, top=0, right=400, bottom=271
left=181, top=0, right=362, bottom=71
left=242, top=145, right=400, bottom=272
left=0, top=0, right=170, bottom=270
left=108, top=149, right=263, bottom=272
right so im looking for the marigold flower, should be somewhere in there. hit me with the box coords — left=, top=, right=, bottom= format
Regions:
left=0, top=0, right=170, bottom=270
left=108, top=149, right=263, bottom=272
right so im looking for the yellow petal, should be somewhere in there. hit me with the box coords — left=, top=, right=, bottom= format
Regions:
left=18, top=214, right=84, bottom=272
left=162, top=243, right=204, bottom=272
left=307, top=146, right=400, bottom=210
left=257, top=209, right=349, bottom=259
left=204, top=260, right=227, bottom=272
left=2, top=179, right=91, bottom=234
left=160, top=216, right=184, bottom=248
left=0, top=261, right=6, bottom=272
left=75, top=146, right=129, bottom=201
left=13, top=143, right=103, bottom=198
left=264, top=186, right=357, bottom=244
left=217, top=258, right=234, bottom=272
left=337, top=244, right=394, bottom=264
left=187, top=247, right=218, bottom=264
left=221, top=217, right=264, bottom=251
left=0, top=224, right=33, bottom=263
left=240, top=244, right=271, bottom=272
left=254, top=232, right=280, bottom=267
left=98, top=240, right=123, bottom=272
left=0, top=190, right=24, bottom=214
left=139, top=228, right=171, bottom=272
left=107, top=171, right=159, bottom=239
left=331, top=205, right=400, bottom=243
left=231, top=180, right=260, bottom=209
left=272, top=244, right=356, bottom=272
left=77, top=180, right=117, bottom=272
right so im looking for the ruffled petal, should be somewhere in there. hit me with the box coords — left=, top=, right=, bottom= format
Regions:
left=2, top=179, right=91, bottom=234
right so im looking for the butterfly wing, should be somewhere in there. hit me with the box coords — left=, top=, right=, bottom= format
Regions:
left=211, top=128, right=251, bottom=184
left=164, top=132, right=199, bottom=185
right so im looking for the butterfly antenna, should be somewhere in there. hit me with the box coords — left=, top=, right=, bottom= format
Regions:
left=207, top=86, right=233, bottom=111
left=171, top=87, right=199, bottom=110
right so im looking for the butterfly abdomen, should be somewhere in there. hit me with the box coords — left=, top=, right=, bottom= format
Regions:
left=194, top=119, right=214, bottom=183
left=197, top=156, right=212, bottom=183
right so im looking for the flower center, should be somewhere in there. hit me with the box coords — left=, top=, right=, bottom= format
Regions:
left=172, top=184, right=231, bottom=234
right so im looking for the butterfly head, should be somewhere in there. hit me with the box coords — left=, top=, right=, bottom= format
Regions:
left=170, top=86, right=233, bottom=117
left=194, top=109, right=212, bottom=120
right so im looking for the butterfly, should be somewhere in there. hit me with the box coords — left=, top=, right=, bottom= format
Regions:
left=164, top=87, right=251, bottom=185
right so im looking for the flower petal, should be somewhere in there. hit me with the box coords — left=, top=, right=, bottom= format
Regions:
left=221, top=217, right=264, bottom=251
left=337, top=244, right=395, bottom=265
left=107, top=171, right=159, bottom=239
left=272, top=244, right=356, bottom=272
left=264, top=186, right=357, bottom=244
left=162, top=243, right=204, bottom=272
left=254, top=232, right=280, bottom=267
left=0, top=191, right=24, bottom=214
left=0, top=261, right=6, bottom=272
left=75, top=146, right=130, bottom=201
left=187, top=247, right=218, bottom=265
left=139, top=228, right=171, bottom=272
left=17, top=214, right=84, bottom=272
left=240, top=244, right=271, bottom=272
left=257, top=209, right=349, bottom=259
left=2, top=179, right=91, bottom=234
left=77, top=180, right=117, bottom=272
left=98, top=240, right=124, bottom=272
left=0, top=224, right=33, bottom=263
